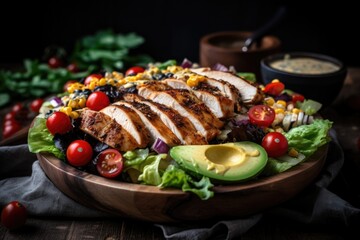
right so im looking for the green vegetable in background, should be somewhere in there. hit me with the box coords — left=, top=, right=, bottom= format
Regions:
left=72, top=30, right=153, bottom=72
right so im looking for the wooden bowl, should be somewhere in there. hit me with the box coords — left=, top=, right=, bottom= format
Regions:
left=37, top=144, right=328, bottom=223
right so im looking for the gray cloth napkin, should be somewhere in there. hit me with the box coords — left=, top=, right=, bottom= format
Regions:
left=0, top=130, right=359, bottom=239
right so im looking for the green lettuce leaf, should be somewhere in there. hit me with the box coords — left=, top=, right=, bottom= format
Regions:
left=160, top=165, right=214, bottom=200
left=138, top=154, right=167, bottom=186
left=285, top=119, right=333, bottom=157
left=261, top=153, right=306, bottom=176
left=28, top=117, right=65, bottom=159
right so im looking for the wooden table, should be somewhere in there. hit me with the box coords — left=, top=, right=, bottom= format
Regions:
left=1, top=68, right=359, bottom=239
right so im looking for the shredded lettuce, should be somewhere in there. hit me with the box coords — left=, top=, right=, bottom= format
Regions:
left=28, top=117, right=65, bottom=159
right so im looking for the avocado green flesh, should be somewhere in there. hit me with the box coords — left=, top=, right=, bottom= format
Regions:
left=170, top=142, right=268, bottom=182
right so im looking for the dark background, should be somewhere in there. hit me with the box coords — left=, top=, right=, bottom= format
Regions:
left=0, top=0, right=358, bottom=67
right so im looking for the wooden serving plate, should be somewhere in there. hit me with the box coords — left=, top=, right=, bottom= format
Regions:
left=37, top=144, right=328, bottom=223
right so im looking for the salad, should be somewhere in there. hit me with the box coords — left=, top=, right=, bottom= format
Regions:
left=28, top=60, right=332, bottom=200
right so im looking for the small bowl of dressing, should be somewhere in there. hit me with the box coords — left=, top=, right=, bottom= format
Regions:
left=261, top=52, right=347, bottom=106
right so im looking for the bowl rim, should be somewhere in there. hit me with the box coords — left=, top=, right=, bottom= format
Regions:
left=261, top=51, right=347, bottom=78
left=200, top=31, right=281, bottom=53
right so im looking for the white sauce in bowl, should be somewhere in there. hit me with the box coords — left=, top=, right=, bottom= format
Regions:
left=270, top=56, right=340, bottom=74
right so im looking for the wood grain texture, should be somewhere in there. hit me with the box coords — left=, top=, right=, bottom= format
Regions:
left=37, top=144, right=327, bottom=223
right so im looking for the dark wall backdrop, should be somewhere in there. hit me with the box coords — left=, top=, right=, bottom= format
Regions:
left=0, top=0, right=358, bottom=67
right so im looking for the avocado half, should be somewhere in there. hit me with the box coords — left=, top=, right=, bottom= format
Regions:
left=170, top=141, right=268, bottom=182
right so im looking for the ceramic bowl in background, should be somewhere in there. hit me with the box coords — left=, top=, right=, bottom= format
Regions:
left=200, top=31, right=281, bottom=82
left=261, top=52, right=347, bottom=106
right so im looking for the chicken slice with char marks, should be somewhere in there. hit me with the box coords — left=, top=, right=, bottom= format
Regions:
left=137, top=82, right=222, bottom=141
left=162, top=78, right=234, bottom=119
left=113, top=100, right=181, bottom=146
left=190, top=68, right=263, bottom=105
left=101, top=105, right=150, bottom=148
left=80, top=110, right=140, bottom=151
left=123, top=93, right=207, bottom=145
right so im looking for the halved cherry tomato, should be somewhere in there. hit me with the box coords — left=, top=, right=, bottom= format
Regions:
left=248, top=105, right=275, bottom=127
left=66, top=140, right=93, bottom=167
left=29, top=98, right=44, bottom=113
left=46, top=111, right=72, bottom=135
left=96, top=149, right=124, bottom=178
left=48, top=57, right=63, bottom=68
left=263, top=81, right=285, bottom=96
left=86, top=91, right=110, bottom=111
left=125, top=66, right=145, bottom=76
left=1, top=201, right=27, bottom=230
left=292, top=93, right=305, bottom=103
left=2, top=121, right=21, bottom=139
left=261, top=132, right=288, bottom=157
left=84, top=74, right=103, bottom=86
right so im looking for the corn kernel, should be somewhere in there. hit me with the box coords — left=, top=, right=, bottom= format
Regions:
left=99, top=78, right=107, bottom=86
left=275, top=108, right=285, bottom=114
left=272, top=79, right=280, bottom=83
left=288, top=148, right=299, bottom=157
left=70, top=111, right=79, bottom=119
left=68, top=99, right=78, bottom=109
left=292, top=108, right=302, bottom=114
left=265, top=97, right=275, bottom=106
left=78, top=98, right=86, bottom=108
left=60, top=107, right=72, bottom=115
left=276, top=100, right=287, bottom=108
left=88, top=82, right=96, bottom=90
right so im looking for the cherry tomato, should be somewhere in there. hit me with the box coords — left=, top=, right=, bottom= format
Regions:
left=46, top=111, right=72, bottom=135
left=66, top=63, right=79, bottom=73
left=86, top=91, right=110, bottom=111
left=4, top=112, right=16, bottom=122
left=1, top=201, right=27, bottom=230
left=63, top=80, right=77, bottom=92
left=11, top=103, right=28, bottom=120
left=29, top=98, right=44, bottom=113
left=66, top=140, right=93, bottom=167
left=2, top=121, right=21, bottom=139
left=96, top=149, right=124, bottom=178
left=84, top=74, right=103, bottom=86
left=292, top=93, right=305, bottom=103
left=125, top=66, right=145, bottom=76
left=248, top=105, right=275, bottom=127
left=261, top=132, right=288, bottom=157
left=263, top=81, right=285, bottom=96
left=48, top=57, right=63, bottom=68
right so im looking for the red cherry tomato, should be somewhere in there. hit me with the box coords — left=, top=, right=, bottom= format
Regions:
left=66, top=140, right=93, bottom=167
left=66, top=63, right=79, bottom=73
left=11, top=103, right=28, bottom=120
left=261, top=132, right=288, bottom=157
left=29, top=98, right=44, bottom=113
left=84, top=74, right=103, bottom=86
left=248, top=105, right=275, bottom=127
left=2, top=121, right=21, bottom=139
left=4, top=112, right=16, bottom=122
left=46, top=111, right=72, bottom=135
left=292, top=93, right=305, bottom=103
left=125, top=66, right=145, bottom=76
left=86, top=91, right=110, bottom=111
left=263, top=81, right=285, bottom=96
left=96, top=149, right=124, bottom=178
left=1, top=201, right=27, bottom=230
left=48, top=57, right=63, bottom=68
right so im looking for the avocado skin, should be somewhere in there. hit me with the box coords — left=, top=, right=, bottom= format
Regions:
left=169, top=141, right=268, bottom=183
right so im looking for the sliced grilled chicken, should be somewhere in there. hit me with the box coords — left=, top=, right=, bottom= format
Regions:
left=80, top=110, right=140, bottom=151
left=123, top=93, right=207, bottom=145
left=113, top=100, right=181, bottom=146
left=174, top=70, right=242, bottom=112
left=190, top=68, right=263, bottom=105
left=138, top=82, right=222, bottom=141
left=162, top=78, right=234, bottom=119
left=101, top=105, right=150, bottom=148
